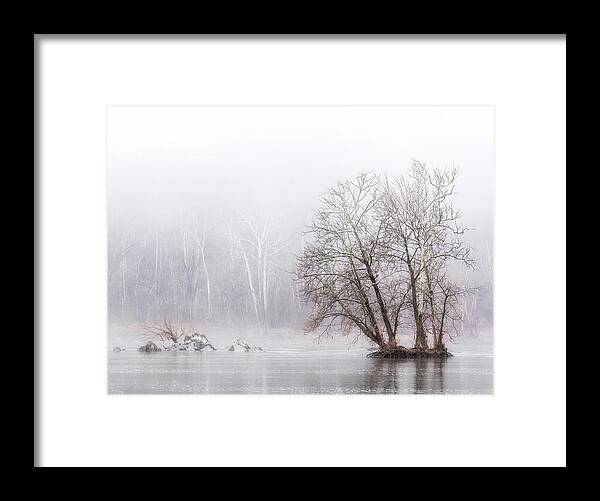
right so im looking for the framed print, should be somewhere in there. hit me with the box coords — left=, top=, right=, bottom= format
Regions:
left=36, top=35, right=566, bottom=467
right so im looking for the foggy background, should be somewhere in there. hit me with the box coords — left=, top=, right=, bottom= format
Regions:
left=107, top=106, right=493, bottom=347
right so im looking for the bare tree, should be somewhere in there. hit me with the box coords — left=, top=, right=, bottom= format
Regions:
left=297, top=163, right=475, bottom=353
left=233, top=214, right=288, bottom=331
left=378, top=161, right=473, bottom=350
left=144, top=318, right=187, bottom=344
left=180, top=226, right=201, bottom=321
left=297, top=172, right=401, bottom=349
left=197, top=223, right=212, bottom=319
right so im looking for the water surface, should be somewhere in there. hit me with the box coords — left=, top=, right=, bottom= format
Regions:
left=108, top=343, right=492, bottom=394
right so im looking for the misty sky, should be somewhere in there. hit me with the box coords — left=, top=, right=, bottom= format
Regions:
left=107, top=106, right=493, bottom=244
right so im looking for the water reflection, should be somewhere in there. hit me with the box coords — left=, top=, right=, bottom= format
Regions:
left=108, top=350, right=491, bottom=394
left=365, top=358, right=446, bottom=394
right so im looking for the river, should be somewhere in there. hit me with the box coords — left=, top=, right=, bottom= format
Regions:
left=108, top=339, right=492, bottom=394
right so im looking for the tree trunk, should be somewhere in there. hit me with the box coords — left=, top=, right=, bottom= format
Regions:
left=348, top=258, right=384, bottom=346
left=407, top=262, right=428, bottom=349
left=364, top=260, right=395, bottom=347
left=438, top=294, right=449, bottom=351
left=424, top=267, right=439, bottom=349
left=387, top=335, right=397, bottom=349
left=240, top=244, right=261, bottom=328
left=261, top=252, right=268, bottom=329
left=403, top=240, right=428, bottom=349
left=199, top=243, right=211, bottom=319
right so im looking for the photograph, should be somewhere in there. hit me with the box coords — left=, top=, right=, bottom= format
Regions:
left=107, top=105, right=494, bottom=394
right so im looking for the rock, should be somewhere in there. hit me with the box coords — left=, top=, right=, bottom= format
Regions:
left=189, top=333, right=216, bottom=351
left=235, top=339, right=252, bottom=352
left=193, top=340, right=215, bottom=351
left=138, top=341, right=161, bottom=352
left=143, top=333, right=217, bottom=352
left=226, top=339, right=263, bottom=352
left=160, top=333, right=217, bottom=352
left=113, top=346, right=123, bottom=352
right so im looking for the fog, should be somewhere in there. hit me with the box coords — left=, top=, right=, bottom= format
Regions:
left=107, top=106, right=493, bottom=348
